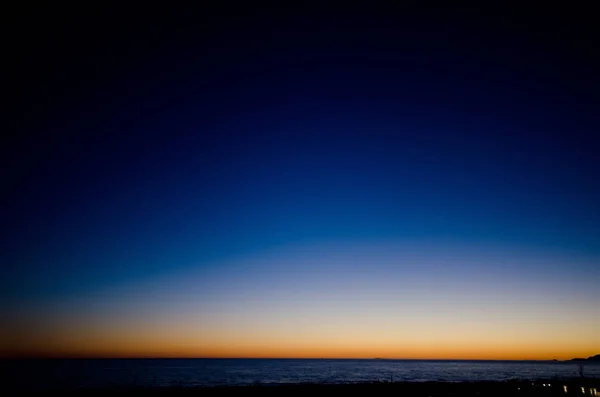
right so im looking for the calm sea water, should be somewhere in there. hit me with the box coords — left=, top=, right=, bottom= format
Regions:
left=3, top=359, right=599, bottom=391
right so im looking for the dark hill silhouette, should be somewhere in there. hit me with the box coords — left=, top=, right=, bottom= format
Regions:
left=569, top=354, right=600, bottom=361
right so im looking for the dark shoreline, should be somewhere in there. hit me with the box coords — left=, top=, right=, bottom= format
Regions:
left=11, top=378, right=600, bottom=396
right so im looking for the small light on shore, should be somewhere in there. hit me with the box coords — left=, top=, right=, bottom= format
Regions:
left=563, top=385, right=568, bottom=393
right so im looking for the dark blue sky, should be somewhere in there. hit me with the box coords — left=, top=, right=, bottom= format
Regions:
left=3, top=3, right=599, bottom=322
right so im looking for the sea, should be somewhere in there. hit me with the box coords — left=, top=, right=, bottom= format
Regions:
left=3, top=359, right=599, bottom=392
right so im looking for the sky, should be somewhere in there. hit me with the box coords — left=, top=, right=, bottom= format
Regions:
left=2, top=3, right=600, bottom=359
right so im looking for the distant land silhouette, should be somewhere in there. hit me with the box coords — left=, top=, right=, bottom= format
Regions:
left=568, top=354, right=600, bottom=361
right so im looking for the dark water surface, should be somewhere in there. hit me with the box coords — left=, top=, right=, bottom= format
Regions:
left=3, top=359, right=599, bottom=392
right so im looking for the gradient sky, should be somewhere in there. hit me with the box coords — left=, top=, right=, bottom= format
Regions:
left=3, top=4, right=599, bottom=359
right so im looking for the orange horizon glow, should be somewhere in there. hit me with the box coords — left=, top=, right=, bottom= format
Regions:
left=3, top=242, right=599, bottom=364
left=4, top=336, right=598, bottom=361
left=3, top=350, right=598, bottom=361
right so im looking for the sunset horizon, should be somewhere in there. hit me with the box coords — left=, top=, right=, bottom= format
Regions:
left=4, top=2, right=599, bottom=392
left=4, top=239, right=598, bottom=363
left=5, top=345, right=600, bottom=361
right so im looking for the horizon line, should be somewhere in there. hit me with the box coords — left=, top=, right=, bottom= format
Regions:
left=1, top=356, right=579, bottom=361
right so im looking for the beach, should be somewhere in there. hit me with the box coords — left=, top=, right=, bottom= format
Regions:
left=5, top=359, right=600, bottom=396
left=9, top=378, right=599, bottom=396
